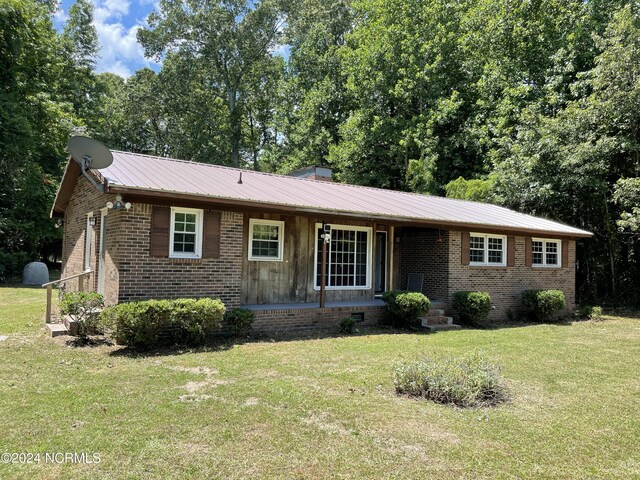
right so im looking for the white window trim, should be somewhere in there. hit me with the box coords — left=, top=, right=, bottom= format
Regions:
left=84, top=213, right=94, bottom=271
left=169, top=207, right=203, bottom=259
left=469, top=232, right=507, bottom=267
left=248, top=218, right=285, bottom=262
left=313, top=223, right=373, bottom=290
left=532, top=238, right=561, bottom=268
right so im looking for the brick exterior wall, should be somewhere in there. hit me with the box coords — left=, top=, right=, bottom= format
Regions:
left=399, top=228, right=448, bottom=301
left=115, top=204, right=243, bottom=307
left=446, top=231, right=576, bottom=320
left=61, top=176, right=117, bottom=299
left=250, top=305, right=385, bottom=334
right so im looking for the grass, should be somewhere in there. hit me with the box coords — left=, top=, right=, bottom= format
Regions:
left=0, top=286, right=639, bottom=479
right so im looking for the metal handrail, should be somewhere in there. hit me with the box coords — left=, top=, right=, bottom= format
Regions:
left=42, top=270, right=93, bottom=323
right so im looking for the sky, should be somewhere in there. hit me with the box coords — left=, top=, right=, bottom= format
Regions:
left=53, top=0, right=290, bottom=79
left=53, top=0, right=161, bottom=78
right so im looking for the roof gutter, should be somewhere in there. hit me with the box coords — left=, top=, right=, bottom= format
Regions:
left=107, top=184, right=593, bottom=239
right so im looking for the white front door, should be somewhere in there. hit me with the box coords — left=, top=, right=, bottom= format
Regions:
left=97, top=208, right=107, bottom=295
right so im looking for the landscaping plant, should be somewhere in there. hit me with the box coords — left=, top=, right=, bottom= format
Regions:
left=452, top=291, right=491, bottom=326
left=382, top=290, right=430, bottom=328
left=521, top=290, right=567, bottom=322
left=59, top=291, right=105, bottom=338
left=393, top=351, right=509, bottom=407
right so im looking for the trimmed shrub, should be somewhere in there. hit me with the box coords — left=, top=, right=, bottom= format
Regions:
left=393, top=351, right=509, bottom=407
left=225, top=308, right=255, bottom=337
left=339, top=317, right=357, bottom=334
left=382, top=290, right=430, bottom=328
left=521, top=290, right=567, bottom=322
left=576, top=304, right=603, bottom=321
left=59, top=291, right=104, bottom=338
left=452, top=291, right=491, bottom=326
left=100, top=298, right=225, bottom=348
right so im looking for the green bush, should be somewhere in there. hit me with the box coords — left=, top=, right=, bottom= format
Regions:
left=59, top=291, right=104, bottom=338
left=100, top=298, right=225, bottom=348
left=339, top=317, right=357, bottom=334
left=382, top=290, right=430, bottom=328
left=521, top=290, right=567, bottom=322
left=225, top=308, right=255, bottom=337
left=577, top=305, right=603, bottom=321
left=452, top=291, right=491, bottom=326
left=393, top=351, right=509, bottom=407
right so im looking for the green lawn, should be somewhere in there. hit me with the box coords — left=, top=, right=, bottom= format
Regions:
left=0, top=286, right=639, bottom=479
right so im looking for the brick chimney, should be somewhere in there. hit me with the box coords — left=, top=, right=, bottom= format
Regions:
left=288, top=165, right=333, bottom=182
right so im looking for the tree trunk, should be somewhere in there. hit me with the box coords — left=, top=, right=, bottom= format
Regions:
left=227, top=86, right=240, bottom=167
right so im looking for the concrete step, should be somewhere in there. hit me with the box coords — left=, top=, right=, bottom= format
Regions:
left=63, top=316, right=78, bottom=336
left=46, top=323, right=69, bottom=337
left=421, top=315, right=453, bottom=326
left=426, top=308, right=445, bottom=317
left=424, top=323, right=462, bottom=332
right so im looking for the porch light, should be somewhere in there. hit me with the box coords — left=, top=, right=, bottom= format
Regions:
left=107, top=194, right=131, bottom=211
left=88, top=216, right=96, bottom=227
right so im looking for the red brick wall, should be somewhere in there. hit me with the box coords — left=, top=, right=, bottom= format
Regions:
left=61, top=177, right=117, bottom=298
left=399, top=228, right=449, bottom=301
left=250, top=305, right=385, bottom=333
left=446, top=231, right=576, bottom=320
left=115, top=203, right=243, bottom=307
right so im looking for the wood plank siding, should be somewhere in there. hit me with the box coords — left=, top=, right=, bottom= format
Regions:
left=241, top=213, right=390, bottom=305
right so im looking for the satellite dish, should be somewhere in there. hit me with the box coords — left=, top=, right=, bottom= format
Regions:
left=68, top=136, right=113, bottom=170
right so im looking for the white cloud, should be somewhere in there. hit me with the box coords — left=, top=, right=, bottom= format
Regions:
left=53, top=6, right=68, bottom=24
left=92, top=0, right=158, bottom=78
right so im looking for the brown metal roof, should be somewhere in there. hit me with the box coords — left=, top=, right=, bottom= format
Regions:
left=64, top=150, right=591, bottom=237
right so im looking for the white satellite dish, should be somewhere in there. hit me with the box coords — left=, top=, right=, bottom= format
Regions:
left=68, top=136, right=113, bottom=192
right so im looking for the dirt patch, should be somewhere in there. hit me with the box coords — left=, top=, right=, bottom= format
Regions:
left=302, top=412, right=352, bottom=436
left=179, top=394, right=213, bottom=403
left=243, top=397, right=259, bottom=407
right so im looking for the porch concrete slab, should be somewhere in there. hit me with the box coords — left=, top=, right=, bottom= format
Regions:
left=46, top=323, right=69, bottom=337
left=242, top=300, right=386, bottom=311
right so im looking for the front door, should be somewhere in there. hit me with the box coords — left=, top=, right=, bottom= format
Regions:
left=97, top=209, right=107, bottom=295
left=375, top=231, right=387, bottom=293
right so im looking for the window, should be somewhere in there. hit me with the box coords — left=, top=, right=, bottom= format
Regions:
left=314, top=224, right=372, bottom=289
left=170, top=207, right=203, bottom=258
left=532, top=238, right=560, bottom=267
left=248, top=219, right=284, bottom=261
left=469, top=233, right=506, bottom=266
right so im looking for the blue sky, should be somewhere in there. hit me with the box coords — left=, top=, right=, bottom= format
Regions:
left=53, top=0, right=161, bottom=77
left=53, top=1, right=290, bottom=78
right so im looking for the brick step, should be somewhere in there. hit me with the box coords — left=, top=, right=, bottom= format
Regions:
left=46, top=323, right=69, bottom=337
left=426, top=308, right=445, bottom=317
left=424, top=323, right=462, bottom=332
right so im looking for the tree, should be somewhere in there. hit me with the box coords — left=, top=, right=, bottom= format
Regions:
left=138, top=0, right=286, bottom=167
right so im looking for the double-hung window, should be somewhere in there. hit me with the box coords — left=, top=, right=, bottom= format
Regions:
left=248, top=219, right=284, bottom=261
left=532, top=238, right=560, bottom=267
left=469, top=233, right=507, bottom=267
left=315, top=224, right=372, bottom=289
left=170, top=207, right=203, bottom=258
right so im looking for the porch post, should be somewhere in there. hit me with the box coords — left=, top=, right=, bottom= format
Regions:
left=320, top=236, right=327, bottom=308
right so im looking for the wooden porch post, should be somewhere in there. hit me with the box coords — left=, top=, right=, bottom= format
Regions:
left=45, top=284, right=52, bottom=324
left=320, top=236, right=327, bottom=308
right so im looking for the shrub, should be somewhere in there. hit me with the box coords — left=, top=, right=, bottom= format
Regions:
left=59, top=291, right=105, bottom=338
left=225, top=308, right=255, bottom=337
left=339, top=317, right=357, bottom=334
left=382, top=290, right=430, bottom=328
left=100, top=298, right=225, bottom=348
left=393, top=351, right=509, bottom=407
left=521, top=290, right=567, bottom=322
left=576, top=304, right=604, bottom=321
left=452, top=291, right=491, bottom=326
